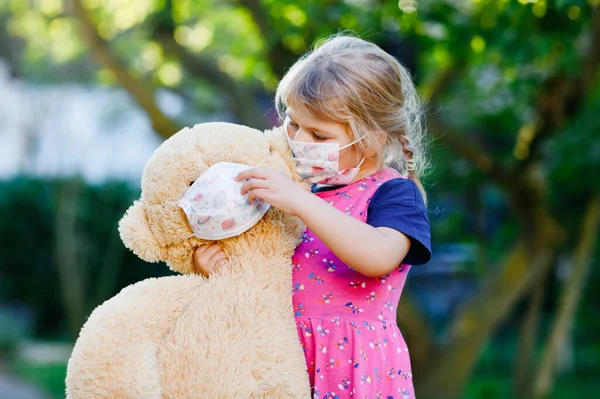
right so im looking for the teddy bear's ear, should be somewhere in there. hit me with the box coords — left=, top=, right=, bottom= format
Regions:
left=264, top=125, right=304, bottom=183
left=264, top=125, right=290, bottom=157
left=118, top=200, right=165, bottom=263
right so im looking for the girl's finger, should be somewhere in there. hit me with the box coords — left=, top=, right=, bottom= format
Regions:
left=193, top=247, right=213, bottom=276
left=195, top=244, right=221, bottom=263
left=206, top=243, right=223, bottom=255
left=209, top=249, right=227, bottom=261
left=209, top=251, right=228, bottom=271
left=241, top=178, right=269, bottom=195
left=247, top=188, right=270, bottom=204
left=196, top=244, right=214, bottom=254
left=236, top=168, right=269, bottom=182
left=214, top=258, right=227, bottom=271
left=210, top=250, right=228, bottom=264
left=195, top=244, right=209, bottom=253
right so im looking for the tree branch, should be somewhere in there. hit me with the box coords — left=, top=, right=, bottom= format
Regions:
left=149, top=1, right=268, bottom=129
left=157, top=35, right=268, bottom=129
left=70, top=0, right=181, bottom=139
left=582, top=5, right=600, bottom=101
left=428, top=112, right=517, bottom=192
left=514, top=5, right=600, bottom=174
left=396, top=295, right=437, bottom=377
left=237, top=0, right=271, bottom=42
left=55, top=179, right=88, bottom=338
left=417, top=20, right=599, bottom=392
left=0, top=14, right=21, bottom=78
left=513, top=282, right=546, bottom=398
left=237, top=0, right=299, bottom=78
left=533, top=193, right=600, bottom=398
left=418, top=208, right=564, bottom=398
left=425, top=63, right=517, bottom=193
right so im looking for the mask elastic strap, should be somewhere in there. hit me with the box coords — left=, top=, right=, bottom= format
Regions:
left=283, top=116, right=301, bottom=141
left=339, top=135, right=367, bottom=151
left=356, top=156, right=366, bottom=168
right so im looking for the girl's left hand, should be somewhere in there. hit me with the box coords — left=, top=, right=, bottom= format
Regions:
left=236, top=168, right=308, bottom=216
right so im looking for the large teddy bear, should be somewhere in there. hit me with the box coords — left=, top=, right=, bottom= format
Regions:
left=65, top=122, right=311, bottom=398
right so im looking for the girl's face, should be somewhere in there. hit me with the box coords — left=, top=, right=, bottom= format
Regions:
left=285, top=104, right=362, bottom=171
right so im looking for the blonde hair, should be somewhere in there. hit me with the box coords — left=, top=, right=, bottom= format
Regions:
left=275, top=33, right=429, bottom=204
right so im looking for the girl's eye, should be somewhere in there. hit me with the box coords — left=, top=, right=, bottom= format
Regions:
left=313, top=132, right=327, bottom=141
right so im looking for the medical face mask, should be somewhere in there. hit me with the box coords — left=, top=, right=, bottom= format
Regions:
left=286, top=131, right=365, bottom=185
left=178, top=162, right=270, bottom=240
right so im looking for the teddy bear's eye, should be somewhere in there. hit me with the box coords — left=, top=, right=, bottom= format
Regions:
left=189, top=181, right=195, bottom=187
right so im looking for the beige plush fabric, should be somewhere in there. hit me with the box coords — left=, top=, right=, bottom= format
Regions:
left=65, top=123, right=311, bottom=398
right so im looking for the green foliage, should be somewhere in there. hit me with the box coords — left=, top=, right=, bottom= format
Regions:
left=2, top=1, right=597, bottom=152
left=11, top=360, right=67, bottom=399
left=1, top=0, right=598, bottom=397
left=2, top=0, right=596, bottom=345
left=0, top=177, right=175, bottom=339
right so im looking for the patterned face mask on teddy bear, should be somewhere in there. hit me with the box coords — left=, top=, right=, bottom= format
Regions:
left=178, top=162, right=270, bottom=240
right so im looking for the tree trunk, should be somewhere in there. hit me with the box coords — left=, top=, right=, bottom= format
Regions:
left=55, top=179, right=88, bottom=338
left=513, top=282, right=546, bottom=398
left=151, top=0, right=269, bottom=130
left=158, top=36, right=268, bottom=130
left=397, top=295, right=436, bottom=379
left=91, top=220, right=127, bottom=308
left=55, top=179, right=129, bottom=337
left=70, top=0, right=180, bottom=139
left=237, top=0, right=303, bottom=78
left=533, top=194, right=600, bottom=398
left=417, top=209, right=563, bottom=399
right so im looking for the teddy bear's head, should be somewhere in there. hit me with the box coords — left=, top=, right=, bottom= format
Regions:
left=118, top=122, right=305, bottom=274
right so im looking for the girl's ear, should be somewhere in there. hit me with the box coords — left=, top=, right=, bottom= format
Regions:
left=363, top=132, right=387, bottom=159
left=363, top=148, right=378, bottom=159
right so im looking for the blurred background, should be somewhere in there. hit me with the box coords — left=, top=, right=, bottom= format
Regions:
left=0, top=0, right=598, bottom=398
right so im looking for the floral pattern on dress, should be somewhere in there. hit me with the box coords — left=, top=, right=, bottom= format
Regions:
left=293, top=168, right=416, bottom=399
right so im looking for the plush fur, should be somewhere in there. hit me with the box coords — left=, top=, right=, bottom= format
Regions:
left=65, top=123, right=311, bottom=398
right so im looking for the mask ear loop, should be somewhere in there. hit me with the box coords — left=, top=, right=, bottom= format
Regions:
left=339, top=136, right=367, bottom=169
left=339, top=135, right=367, bottom=151
left=355, top=156, right=366, bottom=169
left=283, top=116, right=301, bottom=141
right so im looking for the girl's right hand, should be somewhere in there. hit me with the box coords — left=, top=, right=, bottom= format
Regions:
left=193, top=244, right=228, bottom=277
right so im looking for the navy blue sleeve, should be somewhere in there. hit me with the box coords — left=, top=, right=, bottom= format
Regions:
left=366, top=178, right=432, bottom=265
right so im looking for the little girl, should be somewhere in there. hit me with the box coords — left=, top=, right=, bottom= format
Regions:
left=195, top=34, right=431, bottom=399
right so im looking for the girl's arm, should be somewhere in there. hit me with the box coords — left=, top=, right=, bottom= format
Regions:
left=294, top=191, right=411, bottom=277
left=237, top=168, right=411, bottom=277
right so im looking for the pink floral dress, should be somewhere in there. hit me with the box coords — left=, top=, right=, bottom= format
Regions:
left=293, top=168, right=417, bottom=399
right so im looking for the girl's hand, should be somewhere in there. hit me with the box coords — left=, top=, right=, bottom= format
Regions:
left=193, top=244, right=227, bottom=277
left=236, top=168, right=308, bottom=216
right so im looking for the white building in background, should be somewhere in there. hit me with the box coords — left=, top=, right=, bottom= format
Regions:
left=0, top=61, right=212, bottom=185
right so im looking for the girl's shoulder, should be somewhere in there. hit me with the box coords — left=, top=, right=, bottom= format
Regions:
left=367, top=173, right=432, bottom=265
left=371, top=175, right=422, bottom=208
